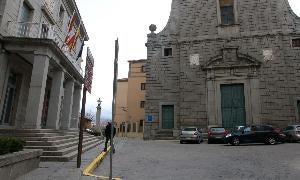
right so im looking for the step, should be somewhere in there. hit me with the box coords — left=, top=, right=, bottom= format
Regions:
left=24, top=136, right=99, bottom=151
left=0, top=129, right=59, bottom=134
left=40, top=140, right=102, bottom=162
left=0, top=132, right=59, bottom=137
left=21, top=134, right=76, bottom=141
left=25, top=136, right=79, bottom=146
left=42, top=138, right=101, bottom=156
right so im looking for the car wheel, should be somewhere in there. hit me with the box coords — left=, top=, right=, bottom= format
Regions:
left=267, top=137, right=277, bottom=145
left=180, top=140, right=183, bottom=144
left=232, top=137, right=240, bottom=146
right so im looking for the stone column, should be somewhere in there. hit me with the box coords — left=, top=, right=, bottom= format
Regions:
left=46, top=71, right=64, bottom=129
left=0, top=50, right=8, bottom=118
left=70, top=86, right=82, bottom=129
left=24, top=55, right=49, bottom=129
left=96, top=98, right=102, bottom=129
left=60, top=79, right=74, bottom=130
left=96, top=106, right=101, bottom=129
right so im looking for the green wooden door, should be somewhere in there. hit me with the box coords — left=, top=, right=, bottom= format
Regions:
left=221, top=84, right=246, bottom=129
left=162, top=105, right=174, bottom=129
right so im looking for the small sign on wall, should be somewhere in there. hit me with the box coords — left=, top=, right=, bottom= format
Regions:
left=147, top=115, right=153, bottom=123
left=263, top=49, right=273, bottom=62
left=190, top=54, right=200, bottom=66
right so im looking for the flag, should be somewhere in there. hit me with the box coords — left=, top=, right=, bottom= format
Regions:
left=66, top=22, right=81, bottom=51
left=64, top=11, right=75, bottom=44
left=76, top=40, right=84, bottom=61
left=84, top=47, right=94, bottom=93
left=71, top=23, right=81, bottom=50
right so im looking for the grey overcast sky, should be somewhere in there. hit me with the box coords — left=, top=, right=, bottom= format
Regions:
left=76, top=0, right=300, bottom=120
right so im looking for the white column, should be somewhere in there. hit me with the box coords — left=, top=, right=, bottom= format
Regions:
left=96, top=106, right=101, bottom=129
left=46, top=71, right=64, bottom=129
left=24, top=55, right=49, bottom=129
left=70, top=86, right=81, bottom=129
left=60, top=79, right=74, bottom=130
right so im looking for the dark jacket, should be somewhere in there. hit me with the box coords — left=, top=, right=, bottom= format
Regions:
left=105, top=123, right=116, bottom=138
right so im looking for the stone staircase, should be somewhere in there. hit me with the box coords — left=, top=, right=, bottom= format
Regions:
left=154, top=130, right=178, bottom=140
left=0, top=129, right=102, bottom=162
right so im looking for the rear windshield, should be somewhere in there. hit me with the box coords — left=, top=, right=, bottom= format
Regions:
left=183, top=128, right=196, bottom=131
left=286, top=126, right=294, bottom=130
left=210, top=128, right=225, bottom=132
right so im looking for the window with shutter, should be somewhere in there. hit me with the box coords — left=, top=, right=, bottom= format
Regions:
left=19, top=2, right=32, bottom=22
left=219, top=0, right=234, bottom=25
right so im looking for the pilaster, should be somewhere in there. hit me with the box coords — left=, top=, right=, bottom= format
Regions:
left=24, top=55, right=49, bottom=129
left=46, top=70, right=65, bottom=129
left=70, top=85, right=81, bottom=129
left=60, top=79, right=74, bottom=130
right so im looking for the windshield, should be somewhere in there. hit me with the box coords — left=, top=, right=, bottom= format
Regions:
left=183, top=128, right=197, bottom=131
left=210, top=128, right=225, bottom=132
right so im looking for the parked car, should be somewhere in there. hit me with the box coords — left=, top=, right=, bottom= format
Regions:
left=180, top=127, right=203, bottom=144
left=282, top=125, right=300, bottom=142
left=225, top=125, right=282, bottom=146
left=207, top=127, right=228, bottom=144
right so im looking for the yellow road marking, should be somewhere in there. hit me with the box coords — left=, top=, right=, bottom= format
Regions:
left=82, top=146, right=122, bottom=180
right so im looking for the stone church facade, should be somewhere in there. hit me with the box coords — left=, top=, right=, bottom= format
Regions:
left=144, top=0, right=300, bottom=139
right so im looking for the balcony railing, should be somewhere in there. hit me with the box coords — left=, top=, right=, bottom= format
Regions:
left=6, top=21, right=83, bottom=76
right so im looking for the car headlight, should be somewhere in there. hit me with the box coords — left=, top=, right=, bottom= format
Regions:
left=225, top=133, right=232, bottom=138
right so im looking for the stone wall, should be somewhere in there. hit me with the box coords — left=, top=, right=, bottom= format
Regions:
left=145, top=0, right=300, bottom=139
left=0, top=149, right=42, bottom=180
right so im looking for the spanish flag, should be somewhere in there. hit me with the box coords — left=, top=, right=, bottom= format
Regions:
left=64, top=11, right=75, bottom=44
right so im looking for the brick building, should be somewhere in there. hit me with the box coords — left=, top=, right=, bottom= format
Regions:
left=144, top=0, right=300, bottom=139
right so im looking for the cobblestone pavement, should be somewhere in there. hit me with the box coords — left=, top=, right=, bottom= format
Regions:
left=95, top=138, right=300, bottom=180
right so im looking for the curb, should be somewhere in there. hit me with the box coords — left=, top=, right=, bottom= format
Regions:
left=82, top=146, right=122, bottom=180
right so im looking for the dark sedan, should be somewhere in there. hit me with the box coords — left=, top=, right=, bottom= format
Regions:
left=282, top=125, right=300, bottom=142
left=225, top=125, right=282, bottom=146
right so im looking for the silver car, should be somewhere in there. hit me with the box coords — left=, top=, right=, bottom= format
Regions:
left=180, top=127, right=203, bottom=144
left=283, top=125, right=300, bottom=142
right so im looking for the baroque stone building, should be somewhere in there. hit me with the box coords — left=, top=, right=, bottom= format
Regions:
left=144, top=0, right=300, bottom=139
left=0, top=0, right=88, bottom=130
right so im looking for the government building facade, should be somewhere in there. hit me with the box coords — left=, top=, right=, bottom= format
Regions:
left=144, top=0, right=300, bottom=139
left=0, top=0, right=88, bottom=130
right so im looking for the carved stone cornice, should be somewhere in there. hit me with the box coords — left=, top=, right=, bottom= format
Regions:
left=203, top=48, right=261, bottom=71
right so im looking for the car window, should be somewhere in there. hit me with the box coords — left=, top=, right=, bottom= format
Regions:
left=262, top=126, right=272, bottom=131
left=286, top=126, right=294, bottom=130
left=183, top=128, right=196, bottom=131
left=244, top=127, right=251, bottom=132
left=296, top=126, right=300, bottom=130
left=210, top=128, right=225, bottom=132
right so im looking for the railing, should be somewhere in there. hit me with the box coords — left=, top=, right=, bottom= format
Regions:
left=6, top=21, right=83, bottom=76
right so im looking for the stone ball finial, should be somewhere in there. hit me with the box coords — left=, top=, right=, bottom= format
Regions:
left=149, top=24, right=157, bottom=33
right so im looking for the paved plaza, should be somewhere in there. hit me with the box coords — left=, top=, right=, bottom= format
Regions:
left=14, top=138, right=300, bottom=180
left=95, top=138, right=300, bottom=180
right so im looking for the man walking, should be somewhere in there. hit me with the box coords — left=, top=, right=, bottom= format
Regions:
left=103, top=122, right=116, bottom=152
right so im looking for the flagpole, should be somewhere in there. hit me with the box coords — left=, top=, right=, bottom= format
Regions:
left=110, top=38, right=119, bottom=180
left=77, top=47, right=94, bottom=168
left=77, top=86, right=86, bottom=168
